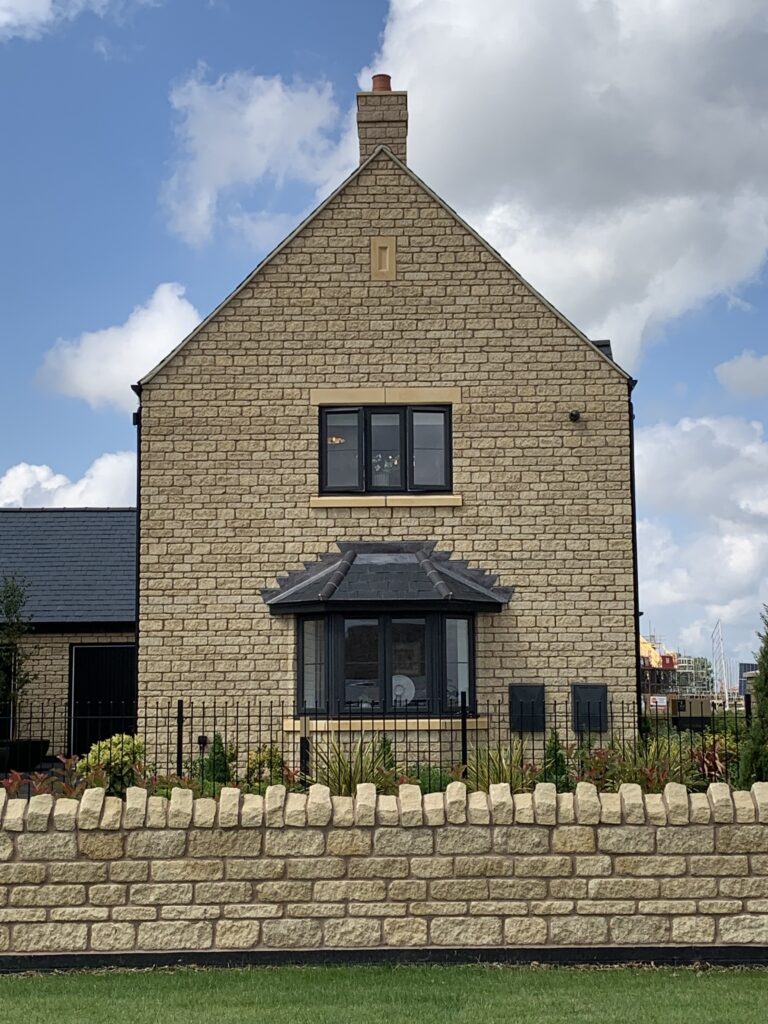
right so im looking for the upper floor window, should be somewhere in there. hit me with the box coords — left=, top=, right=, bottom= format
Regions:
left=320, top=405, right=452, bottom=494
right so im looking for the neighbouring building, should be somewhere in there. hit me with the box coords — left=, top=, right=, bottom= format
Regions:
left=2, top=76, right=639, bottom=766
left=0, top=509, right=135, bottom=759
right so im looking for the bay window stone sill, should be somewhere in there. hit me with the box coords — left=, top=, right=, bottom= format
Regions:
left=283, top=716, right=487, bottom=732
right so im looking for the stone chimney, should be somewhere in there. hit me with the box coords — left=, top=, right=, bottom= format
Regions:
left=356, top=74, right=408, bottom=164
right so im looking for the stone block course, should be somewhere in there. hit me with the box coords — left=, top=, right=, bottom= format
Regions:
left=79, top=832, right=124, bottom=860
left=0, top=785, right=766, bottom=955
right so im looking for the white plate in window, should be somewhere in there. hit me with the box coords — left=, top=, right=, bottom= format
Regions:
left=392, top=674, right=416, bottom=706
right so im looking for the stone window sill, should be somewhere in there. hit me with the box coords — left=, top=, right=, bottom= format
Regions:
left=283, top=717, right=487, bottom=733
left=309, top=495, right=463, bottom=509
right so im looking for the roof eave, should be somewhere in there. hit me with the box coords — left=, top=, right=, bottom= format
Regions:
left=266, top=597, right=508, bottom=616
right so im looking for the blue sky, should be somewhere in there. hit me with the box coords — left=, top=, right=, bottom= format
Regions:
left=1, top=0, right=767, bottom=666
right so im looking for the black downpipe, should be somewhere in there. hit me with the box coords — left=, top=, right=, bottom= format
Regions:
left=131, top=383, right=142, bottom=715
left=627, top=378, right=643, bottom=729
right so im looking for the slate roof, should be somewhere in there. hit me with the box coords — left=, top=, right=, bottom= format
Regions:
left=263, top=541, right=513, bottom=613
left=592, top=339, right=614, bottom=360
left=0, top=509, right=136, bottom=625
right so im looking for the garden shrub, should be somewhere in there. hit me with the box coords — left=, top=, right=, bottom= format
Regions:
left=245, top=744, right=286, bottom=786
left=311, top=735, right=398, bottom=795
left=538, top=730, right=571, bottom=790
left=186, top=732, right=236, bottom=792
left=131, top=762, right=200, bottom=798
left=567, top=736, right=699, bottom=792
left=76, top=734, right=145, bottom=796
left=406, top=763, right=455, bottom=794
left=463, top=740, right=538, bottom=792
left=739, top=606, right=768, bottom=787
left=1, top=755, right=89, bottom=798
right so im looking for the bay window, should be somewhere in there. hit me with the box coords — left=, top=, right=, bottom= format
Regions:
left=298, top=612, right=473, bottom=714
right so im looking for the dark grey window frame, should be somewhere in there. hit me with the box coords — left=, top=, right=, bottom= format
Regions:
left=319, top=404, right=452, bottom=495
left=297, top=610, right=474, bottom=715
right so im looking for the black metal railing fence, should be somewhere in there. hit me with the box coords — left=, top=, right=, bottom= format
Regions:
left=0, top=695, right=752, bottom=794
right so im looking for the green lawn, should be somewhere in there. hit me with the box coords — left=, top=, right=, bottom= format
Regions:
left=1, top=964, right=767, bottom=1023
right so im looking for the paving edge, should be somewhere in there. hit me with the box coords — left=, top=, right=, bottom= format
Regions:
left=1, top=945, right=767, bottom=973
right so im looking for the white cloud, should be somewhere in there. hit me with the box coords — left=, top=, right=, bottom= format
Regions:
left=715, top=349, right=768, bottom=397
left=475, top=194, right=768, bottom=366
left=0, top=0, right=154, bottom=41
left=0, top=452, right=136, bottom=507
left=164, top=1, right=768, bottom=368
left=364, top=0, right=768, bottom=369
left=1, top=1, right=99, bottom=40
left=636, top=416, right=768, bottom=659
left=39, top=283, right=200, bottom=413
left=163, top=69, right=346, bottom=246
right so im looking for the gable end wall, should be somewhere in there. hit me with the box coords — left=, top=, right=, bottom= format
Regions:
left=138, top=152, right=635, bottom=711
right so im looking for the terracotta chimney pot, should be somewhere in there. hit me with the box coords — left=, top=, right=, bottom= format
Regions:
left=371, top=74, right=392, bottom=92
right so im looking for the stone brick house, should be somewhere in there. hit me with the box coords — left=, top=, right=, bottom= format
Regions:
left=133, top=76, right=640, bottom=735
left=1, top=78, right=638, bottom=767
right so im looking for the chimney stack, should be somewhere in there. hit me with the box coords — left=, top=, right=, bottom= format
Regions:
left=356, top=74, right=408, bottom=164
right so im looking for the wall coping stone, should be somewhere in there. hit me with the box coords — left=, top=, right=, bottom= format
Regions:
left=125, top=788, right=147, bottom=829
left=168, top=788, right=194, bottom=829
left=27, top=794, right=53, bottom=832
left=1, top=783, right=766, bottom=831
left=77, top=788, right=104, bottom=830
left=307, top=785, right=331, bottom=826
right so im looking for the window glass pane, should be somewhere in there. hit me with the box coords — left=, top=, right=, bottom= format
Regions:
left=445, top=618, right=470, bottom=707
left=412, top=411, right=447, bottom=487
left=343, top=618, right=381, bottom=709
left=324, top=411, right=360, bottom=489
left=391, top=618, right=428, bottom=708
left=370, top=412, right=403, bottom=489
left=300, top=619, right=326, bottom=710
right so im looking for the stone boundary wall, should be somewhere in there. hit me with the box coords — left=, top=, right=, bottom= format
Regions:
left=1, top=781, right=768, bottom=956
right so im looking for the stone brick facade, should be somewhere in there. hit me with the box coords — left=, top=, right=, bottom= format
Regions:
left=136, top=84, right=636, bottom=715
left=1, top=782, right=767, bottom=956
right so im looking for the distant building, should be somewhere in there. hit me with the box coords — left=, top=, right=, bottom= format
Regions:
left=640, top=635, right=676, bottom=696
left=675, top=655, right=713, bottom=694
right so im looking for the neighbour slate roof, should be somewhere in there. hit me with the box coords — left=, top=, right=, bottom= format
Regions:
left=592, top=339, right=613, bottom=360
left=0, top=509, right=136, bottom=625
left=263, top=541, right=513, bottom=613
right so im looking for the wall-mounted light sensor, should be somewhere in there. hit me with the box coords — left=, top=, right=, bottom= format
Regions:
left=569, top=410, right=582, bottom=422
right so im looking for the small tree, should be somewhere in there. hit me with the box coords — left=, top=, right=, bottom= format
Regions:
left=0, top=575, right=35, bottom=737
left=738, top=606, right=768, bottom=787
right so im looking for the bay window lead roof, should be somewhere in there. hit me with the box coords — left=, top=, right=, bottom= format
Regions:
left=263, top=541, right=513, bottom=613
